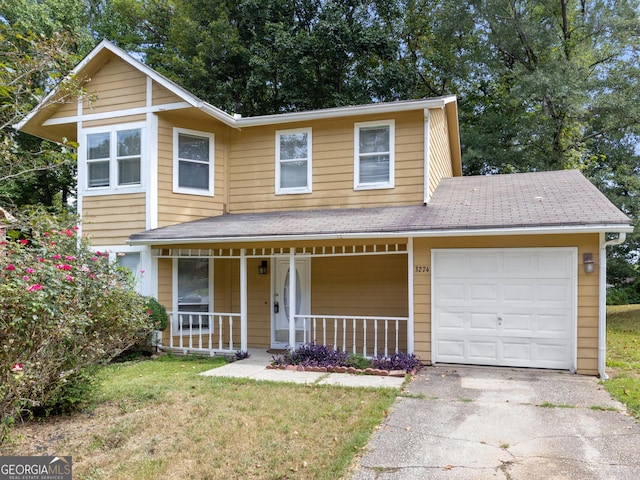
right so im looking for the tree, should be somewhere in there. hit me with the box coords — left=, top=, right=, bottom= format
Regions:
left=91, top=0, right=398, bottom=115
left=0, top=0, right=94, bottom=211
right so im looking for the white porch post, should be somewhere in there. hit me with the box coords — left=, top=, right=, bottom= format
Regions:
left=288, top=248, right=296, bottom=350
left=407, top=237, right=415, bottom=354
left=240, top=249, right=248, bottom=353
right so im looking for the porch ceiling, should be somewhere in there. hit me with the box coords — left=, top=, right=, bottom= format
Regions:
left=128, top=170, right=631, bottom=244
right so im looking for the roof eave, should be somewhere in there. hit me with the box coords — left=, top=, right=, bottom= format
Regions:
left=233, top=96, right=458, bottom=128
left=15, top=39, right=238, bottom=133
left=127, top=223, right=633, bottom=246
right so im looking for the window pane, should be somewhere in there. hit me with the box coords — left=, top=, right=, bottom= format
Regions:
left=179, top=134, right=209, bottom=162
left=280, top=160, right=308, bottom=188
left=117, top=252, right=140, bottom=277
left=283, top=268, right=302, bottom=321
left=178, top=160, right=209, bottom=190
left=178, top=259, right=209, bottom=308
left=359, top=126, right=389, bottom=154
left=87, top=133, right=110, bottom=160
left=118, top=129, right=141, bottom=156
left=279, top=133, right=308, bottom=160
left=118, top=158, right=141, bottom=185
left=359, top=155, right=390, bottom=183
left=88, top=160, right=110, bottom=187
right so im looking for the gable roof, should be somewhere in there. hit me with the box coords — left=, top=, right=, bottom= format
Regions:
left=128, top=169, right=631, bottom=245
left=16, top=40, right=462, bottom=173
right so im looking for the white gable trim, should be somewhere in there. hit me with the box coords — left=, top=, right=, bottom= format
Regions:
left=16, top=40, right=459, bottom=133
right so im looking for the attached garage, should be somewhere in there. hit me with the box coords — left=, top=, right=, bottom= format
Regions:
left=432, top=248, right=577, bottom=370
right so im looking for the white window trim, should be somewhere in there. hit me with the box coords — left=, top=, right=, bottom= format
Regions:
left=275, top=127, right=312, bottom=195
left=79, top=122, right=146, bottom=196
left=354, top=119, right=395, bottom=190
left=173, top=127, right=215, bottom=196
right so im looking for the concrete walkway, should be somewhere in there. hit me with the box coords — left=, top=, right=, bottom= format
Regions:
left=199, top=350, right=406, bottom=389
left=350, top=365, right=640, bottom=480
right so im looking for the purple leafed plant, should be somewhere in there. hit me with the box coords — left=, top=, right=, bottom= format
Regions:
left=370, top=352, right=421, bottom=372
left=271, top=342, right=349, bottom=367
left=271, top=343, right=421, bottom=372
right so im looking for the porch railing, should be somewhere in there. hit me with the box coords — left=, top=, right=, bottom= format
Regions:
left=296, top=314, right=409, bottom=358
left=167, top=311, right=240, bottom=354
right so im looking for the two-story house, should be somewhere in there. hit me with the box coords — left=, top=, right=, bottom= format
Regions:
left=17, top=40, right=632, bottom=376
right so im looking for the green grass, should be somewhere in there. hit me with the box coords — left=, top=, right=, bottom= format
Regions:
left=537, top=402, right=575, bottom=409
left=606, top=305, right=640, bottom=420
left=1, top=354, right=397, bottom=480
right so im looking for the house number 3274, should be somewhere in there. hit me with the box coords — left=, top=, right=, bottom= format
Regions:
left=415, top=266, right=429, bottom=273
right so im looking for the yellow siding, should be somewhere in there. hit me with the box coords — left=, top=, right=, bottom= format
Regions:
left=83, top=114, right=146, bottom=129
left=82, top=193, right=146, bottom=245
left=228, top=111, right=427, bottom=213
left=412, top=233, right=602, bottom=375
left=48, top=97, right=78, bottom=122
left=428, top=107, right=454, bottom=198
left=82, top=59, right=146, bottom=114
left=152, top=81, right=183, bottom=106
left=156, top=114, right=227, bottom=227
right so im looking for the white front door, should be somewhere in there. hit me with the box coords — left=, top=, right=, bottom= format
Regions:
left=272, top=258, right=310, bottom=348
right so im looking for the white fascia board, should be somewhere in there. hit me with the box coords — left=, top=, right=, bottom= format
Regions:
left=127, top=223, right=633, bottom=246
left=15, top=39, right=237, bottom=131
left=16, top=38, right=457, bottom=132
left=233, top=96, right=458, bottom=128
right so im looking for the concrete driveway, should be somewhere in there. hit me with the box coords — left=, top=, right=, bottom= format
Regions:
left=350, top=365, right=640, bottom=479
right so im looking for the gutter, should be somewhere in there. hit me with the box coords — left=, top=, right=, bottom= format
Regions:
left=127, top=224, right=633, bottom=246
left=598, top=232, right=627, bottom=379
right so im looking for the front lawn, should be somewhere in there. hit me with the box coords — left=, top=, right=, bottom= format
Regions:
left=605, top=305, right=640, bottom=420
left=0, top=355, right=397, bottom=479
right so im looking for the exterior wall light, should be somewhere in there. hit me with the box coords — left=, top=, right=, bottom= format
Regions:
left=583, top=253, right=595, bottom=274
left=258, top=260, right=268, bottom=275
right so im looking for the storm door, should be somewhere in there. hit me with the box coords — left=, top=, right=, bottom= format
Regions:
left=272, top=258, right=310, bottom=348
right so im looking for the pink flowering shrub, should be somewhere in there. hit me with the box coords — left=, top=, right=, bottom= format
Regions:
left=0, top=212, right=152, bottom=442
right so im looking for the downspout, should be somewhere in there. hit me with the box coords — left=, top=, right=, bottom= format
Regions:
left=598, top=232, right=627, bottom=379
left=423, top=109, right=431, bottom=205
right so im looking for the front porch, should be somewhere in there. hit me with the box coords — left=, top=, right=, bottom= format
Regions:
left=154, top=241, right=413, bottom=358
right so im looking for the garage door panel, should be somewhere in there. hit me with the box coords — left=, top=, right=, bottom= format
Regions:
left=536, top=342, right=571, bottom=366
left=433, top=248, right=576, bottom=370
left=503, top=283, right=535, bottom=303
left=434, top=282, right=466, bottom=302
left=501, top=313, right=534, bottom=335
left=503, top=252, right=536, bottom=275
left=470, top=283, right=499, bottom=301
left=469, top=313, right=499, bottom=333
left=538, top=313, right=572, bottom=335
left=539, top=283, right=571, bottom=302
left=468, top=253, right=501, bottom=276
left=502, top=340, right=532, bottom=363
left=468, top=340, right=499, bottom=362
left=437, top=339, right=465, bottom=361
left=437, top=310, right=465, bottom=330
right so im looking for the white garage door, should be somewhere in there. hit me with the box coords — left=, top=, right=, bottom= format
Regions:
left=432, top=248, right=576, bottom=370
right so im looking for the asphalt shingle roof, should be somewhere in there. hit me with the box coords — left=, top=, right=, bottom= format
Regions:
left=128, top=170, right=630, bottom=243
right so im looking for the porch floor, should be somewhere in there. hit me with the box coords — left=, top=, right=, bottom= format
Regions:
left=199, top=349, right=406, bottom=389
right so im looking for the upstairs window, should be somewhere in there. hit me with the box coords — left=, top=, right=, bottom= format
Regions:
left=173, top=128, right=214, bottom=196
left=275, top=128, right=312, bottom=194
left=86, top=127, right=142, bottom=190
left=354, top=120, right=395, bottom=190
